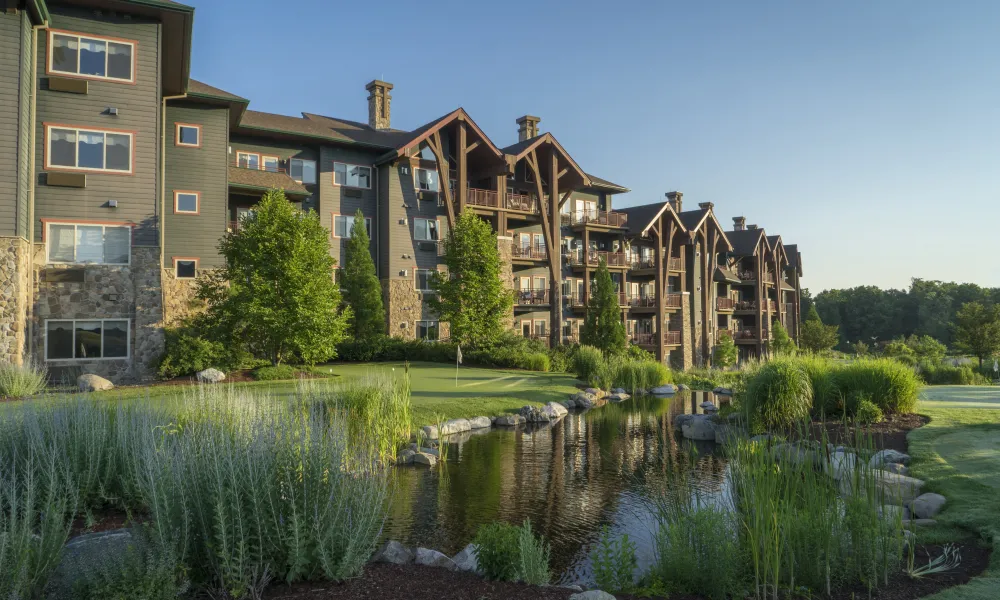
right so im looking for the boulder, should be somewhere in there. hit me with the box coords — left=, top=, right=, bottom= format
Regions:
left=77, top=374, right=113, bottom=392
left=571, top=391, right=598, bottom=408
left=681, top=415, right=717, bottom=441
left=562, top=399, right=576, bottom=409
left=494, top=414, right=524, bottom=427
left=902, top=518, right=938, bottom=527
left=541, top=402, right=568, bottom=420
left=46, top=529, right=134, bottom=597
left=713, top=386, right=733, bottom=396
left=825, top=451, right=857, bottom=480
left=195, top=368, right=226, bottom=383
left=439, top=418, right=472, bottom=437
left=607, top=393, right=630, bottom=404
left=910, top=493, right=947, bottom=519
left=700, top=401, right=718, bottom=412
left=468, top=416, right=492, bottom=430
left=412, top=452, right=437, bottom=467
left=372, top=540, right=414, bottom=565
left=872, top=471, right=925, bottom=505
left=585, top=387, right=608, bottom=398
left=773, top=442, right=821, bottom=468
left=673, top=413, right=696, bottom=429
left=451, top=543, right=479, bottom=573
left=611, top=388, right=627, bottom=395
left=396, top=449, right=416, bottom=465
left=418, top=447, right=439, bottom=457
left=569, top=591, right=617, bottom=600
left=869, top=449, right=911, bottom=469
left=520, top=405, right=550, bottom=423
left=420, top=425, right=439, bottom=440
left=650, top=384, right=677, bottom=395
left=677, top=384, right=690, bottom=391
left=414, top=547, right=457, bottom=571
left=882, top=462, right=909, bottom=476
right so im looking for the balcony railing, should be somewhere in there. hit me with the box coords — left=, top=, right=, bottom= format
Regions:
left=511, top=242, right=548, bottom=261
left=665, top=293, right=683, bottom=308
left=763, top=272, right=776, bottom=284
left=668, top=257, right=684, bottom=271
left=737, top=270, right=756, bottom=282
left=566, top=294, right=586, bottom=308
left=616, top=292, right=628, bottom=306
left=767, top=300, right=777, bottom=312
left=664, top=331, right=682, bottom=345
left=516, top=289, right=550, bottom=305
left=784, top=302, right=795, bottom=314
left=467, top=188, right=499, bottom=209
left=568, top=250, right=628, bottom=268
left=735, top=300, right=757, bottom=311
left=717, top=297, right=735, bottom=311
left=233, top=158, right=288, bottom=174
left=629, top=256, right=656, bottom=270
left=631, top=332, right=656, bottom=346
left=733, top=327, right=758, bottom=340
left=414, top=239, right=446, bottom=256
left=567, top=209, right=628, bottom=228
left=716, top=329, right=733, bottom=343
left=506, top=193, right=540, bottom=214
left=626, top=296, right=657, bottom=309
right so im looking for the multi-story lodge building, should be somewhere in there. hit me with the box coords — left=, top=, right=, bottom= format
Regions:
left=0, top=0, right=803, bottom=382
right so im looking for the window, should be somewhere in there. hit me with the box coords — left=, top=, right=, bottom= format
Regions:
left=45, top=319, right=129, bottom=361
left=414, top=168, right=439, bottom=192
left=237, top=152, right=260, bottom=170
left=175, top=123, right=200, bottom=147
left=46, top=222, right=130, bottom=265
left=415, top=269, right=434, bottom=292
left=173, top=191, right=199, bottom=214
left=416, top=320, right=439, bottom=342
left=521, top=321, right=532, bottom=337
left=413, top=218, right=439, bottom=241
left=290, top=158, right=316, bottom=184
left=333, top=162, right=371, bottom=188
left=533, top=276, right=546, bottom=291
left=332, top=214, right=372, bottom=239
left=534, top=320, right=547, bottom=338
left=46, top=125, right=133, bottom=174
left=48, top=30, right=135, bottom=83
left=174, top=259, right=197, bottom=279
left=262, top=156, right=280, bottom=172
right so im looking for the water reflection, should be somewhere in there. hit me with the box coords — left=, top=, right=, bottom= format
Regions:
left=385, top=391, right=730, bottom=584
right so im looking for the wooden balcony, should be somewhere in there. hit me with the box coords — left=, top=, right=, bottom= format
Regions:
left=511, top=242, right=548, bottom=261
left=626, top=296, right=657, bottom=309
left=717, top=297, right=735, bottom=311
left=737, top=270, right=757, bottom=283
left=566, top=294, right=586, bottom=308
left=734, top=300, right=757, bottom=312
left=668, top=256, right=684, bottom=271
left=763, top=272, right=776, bottom=285
left=506, top=192, right=540, bottom=214
left=665, top=293, right=683, bottom=309
left=631, top=332, right=657, bottom=346
left=567, top=209, right=628, bottom=229
left=767, top=300, right=777, bottom=312
left=516, top=289, right=550, bottom=306
left=784, top=302, right=795, bottom=314
left=568, top=250, right=629, bottom=268
left=732, top=327, right=770, bottom=343
left=629, top=256, right=656, bottom=271
left=467, top=188, right=499, bottom=209
left=716, top=329, right=733, bottom=343
left=664, top=330, right=682, bottom=345
left=617, top=292, right=628, bottom=307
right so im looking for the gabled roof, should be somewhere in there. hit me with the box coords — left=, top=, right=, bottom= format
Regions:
left=766, top=235, right=789, bottom=269
left=372, top=108, right=506, bottom=166
left=784, top=244, right=803, bottom=276
left=678, top=207, right=734, bottom=251
left=618, top=201, right=685, bottom=238
left=586, top=173, right=629, bottom=194
left=725, top=228, right=766, bottom=256
left=501, top=133, right=591, bottom=187
left=187, top=79, right=247, bottom=103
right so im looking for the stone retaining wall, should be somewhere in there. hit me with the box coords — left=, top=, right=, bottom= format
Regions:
left=0, top=236, right=30, bottom=365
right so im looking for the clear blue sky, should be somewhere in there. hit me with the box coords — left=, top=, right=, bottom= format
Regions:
left=187, top=0, right=1000, bottom=293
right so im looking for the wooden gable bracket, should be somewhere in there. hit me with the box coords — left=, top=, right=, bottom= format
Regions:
left=557, top=167, right=569, bottom=179
left=464, top=140, right=480, bottom=154
left=425, top=131, right=456, bottom=228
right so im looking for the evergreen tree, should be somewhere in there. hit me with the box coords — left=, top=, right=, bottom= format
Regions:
left=341, top=208, right=384, bottom=339
left=198, top=188, right=349, bottom=365
left=429, top=211, right=513, bottom=347
left=771, top=320, right=796, bottom=355
left=799, top=305, right=840, bottom=354
left=581, top=257, right=627, bottom=355
left=954, top=302, right=1000, bottom=367
left=714, top=331, right=738, bottom=368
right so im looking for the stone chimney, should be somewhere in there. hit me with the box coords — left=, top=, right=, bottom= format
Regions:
left=698, top=202, right=714, bottom=210
left=516, top=115, right=541, bottom=141
left=666, top=191, right=683, bottom=213
left=365, top=80, right=393, bottom=130
left=747, top=224, right=759, bottom=230
left=733, top=216, right=746, bottom=231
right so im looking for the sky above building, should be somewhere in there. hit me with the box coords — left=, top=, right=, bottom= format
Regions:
left=187, top=0, right=1000, bottom=293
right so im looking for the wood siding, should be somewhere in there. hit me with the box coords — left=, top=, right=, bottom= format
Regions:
left=34, top=7, right=161, bottom=246
left=17, top=11, right=33, bottom=238
left=0, top=11, right=33, bottom=237
left=318, top=145, right=380, bottom=271
left=164, top=102, right=228, bottom=268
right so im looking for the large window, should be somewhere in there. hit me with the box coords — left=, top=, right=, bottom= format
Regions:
left=46, top=222, right=131, bottom=265
left=290, top=158, right=316, bottom=184
left=45, top=319, right=129, bottom=361
left=173, top=191, right=200, bottom=214
left=414, top=168, right=439, bottom=192
left=413, top=218, right=439, bottom=241
left=48, top=30, right=135, bottom=83
left=416, top=320, right=439, bottom=342
left=46, top=125, right=132, bottom=174
left=415, top=269, right=435, bottom=292
left=175, top=123, right=200, bottom=147
left=333, top=214, right=372, bottom=239
left=333, top=162, right=371, bottom=188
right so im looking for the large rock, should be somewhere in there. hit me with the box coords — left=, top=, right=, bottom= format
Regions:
left=439, top=418, right=472, bottom=436
left=713, top=386, right=733, bottom=396
left=681, top=415, right=717, bottom=441
left=882, top=463, right=909, bottom=476
left=415, top=547, right=457, bottom=570
left=195, top=368, right=226, bottom=383
left=585, top=388, right=607, bottom=398
left=562, top=399, right=576, bottom=409
left=611, top=388, right=627, bottom=395
left=412, top=452, right=437, bottom=467
left=77, top=374, right=113, bottom=392
left=451, top=543, right=479, bottom=573
left=571, top=391, right=598, bottom=408
left=650, top=384, right=677, bottom=395
left=825, top=451, right=858, bottom=480
left=420, top=425, right=439, bottom=440
left=569, top=591, right=617, bottom=600
left=520, top=405, right=550, bottom=422
left=869, top=449, right=911, bottom=469
left=372, top=540, right=414, bottom=565
left=46, top=529, right=133, bottom=597
left=494, top=414, right=524, bottom=427
left=673, top=413, right=696, bottom=430
left=396, top=449, right=416, bottom=465
left=541, top=402, right=568, bottom=420
left=677, top=384, right=690, bottom=391
left=468, top=416, right=491, bottom=430
left=773, top=441, right=822, bottom=468
left=607, top=392, right=630, bottom=404
left=863, top=471, right=925, bottom=505
left=911, top=493, right=947, bottom=519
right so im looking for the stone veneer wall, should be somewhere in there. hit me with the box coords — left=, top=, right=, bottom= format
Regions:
left=496, top=235, right=515, bottom=331
left=161, top=268, right=208, bottom=327
left=31, top=244, right=164, bottom=384
left=385, top=278, right=422, bottom=340
left=680, top=291, right=693, bottom=369
left=0, top=237, right=30, bottom=364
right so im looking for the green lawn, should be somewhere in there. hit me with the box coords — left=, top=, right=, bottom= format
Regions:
left=909, top=386, right=1000, bottom=599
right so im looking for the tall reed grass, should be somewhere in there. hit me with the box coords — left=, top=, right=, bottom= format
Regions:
left=335, top=371, right=412, bottom=465
left=741, top=358, right=813, bottom=433
left=834, top=358, right=921, bottom=414
left=0, top=361, right=48, bottom=399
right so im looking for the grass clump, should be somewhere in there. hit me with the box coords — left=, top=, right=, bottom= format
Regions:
left=742, top=358, right=813, bottom=433
left=611, top=358, right=671, bottom=393
left=917, top=360, right=990, bottom=386
left=336, top=370, right=412, bottom=464
left=0, top=361, right=47, bottom=399
left=251, top=364, right=299, bottom=380
left=591, top=526, right=638, bottom=594
left=520, top=352, right=551, bottom=372
left=473, top=520, right=551, bottom=584
left=835, top=358, right=921, bottom=414
left=572, top=345, right=606, bottom=387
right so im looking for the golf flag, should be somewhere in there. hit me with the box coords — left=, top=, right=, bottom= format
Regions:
left=994, top=359, right=998, bottom=374
left=457, top=345, right=463, bottom=365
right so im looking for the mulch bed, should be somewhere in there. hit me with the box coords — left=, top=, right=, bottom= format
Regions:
left=808, top=412, right=929, bottom=453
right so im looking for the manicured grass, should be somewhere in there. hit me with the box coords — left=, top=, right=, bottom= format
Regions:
left=909, top=386, right=1000, bottom=599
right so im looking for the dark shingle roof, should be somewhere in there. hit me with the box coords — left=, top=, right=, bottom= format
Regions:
left=238, top=110, right=409, bottom=148
left=187, top=79, right=247, bottom=102
left=678, top=208, right=709, bottom=231
left=227, top=167, right=310, bottom=197
left=618, top=202, right=669, bottom=236
left=500, top=135, right=543, bottom=156
left=725, top=229, right=765, bottom=256
left=586, top=173, right=629, bottom=193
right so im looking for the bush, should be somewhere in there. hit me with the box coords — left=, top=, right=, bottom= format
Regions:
left=516, top=519, right=550, bottom=585
left=156, top=328, right=229, bottom=379
left=626, top=344, right=655, bottom=362
left=835, top=358, right=921, bottom=414
left=0, top=361, right=47, bottom=398
left=742, top=358, right=813, bottom=432
left=251, top=364, right=298, bottom=380
left=572, top=345, right=607, bottom=387
left=882, top=340, right=916, bottom=366
left=473, top=520, right=550, bottom=584
left=72, top=528, right=188, bottom=600
left=547, top=344, right=576, bottom=373
left=591, top=526, right=637, bottom=594
left=918, top=360, right=990, bottom=385
left=611, top=358, right=671, bottom=392
left=854, top=397, right=884, bottom=425
left=520, top=352, right=550, bottom=372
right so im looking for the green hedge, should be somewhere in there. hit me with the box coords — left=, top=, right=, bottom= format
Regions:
left=336, top=334, right=566, bottom=373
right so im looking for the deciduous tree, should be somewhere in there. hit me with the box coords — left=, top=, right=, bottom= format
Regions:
left=953, top=302, right=1000, bottom=367
left=799, top=305, right=840, bottom=354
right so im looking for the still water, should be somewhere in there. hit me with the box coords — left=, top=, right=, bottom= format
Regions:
left=385, top=391, right=729, bottom=585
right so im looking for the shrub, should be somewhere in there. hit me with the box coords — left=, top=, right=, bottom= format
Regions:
left=854, top=397, right=884, bottom=425
left=71, top=528, right=188, bottom=600
left=611, top=358, right=671, bottom=392
left=742, top=358, right=813, bottom=432
left=882, top=339, right=916, bottom=366
left=918, top=360, right=990, bottom=385
left=626, top=344, right=655, bottom=362
left=474, top=522, right=521, bottom=581
left=251, top=364, right=298, bottom=380
left=520, top=352, right=551, bottom=372
left=591, top=526, right=637, bottom=594
left=156, top=328, right=229, bottom=379
left=516, top=519, right=550, bottom=585
left=0, top=361, right=47, bottom=398
left=835, top=358, right=921, bottom=414
left=547, top=344, right=576, bottom=373
left=572, top=345, right=606, bottom=386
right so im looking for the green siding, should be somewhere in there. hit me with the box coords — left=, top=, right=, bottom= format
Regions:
left=164, top=102, right=228, bottom=268
left=0, top=12, right=26, bottom=236
left=317, top=145, right=382, bottom=271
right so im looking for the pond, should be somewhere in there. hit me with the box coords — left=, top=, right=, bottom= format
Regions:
left=385, top=391, right=730, bottom=585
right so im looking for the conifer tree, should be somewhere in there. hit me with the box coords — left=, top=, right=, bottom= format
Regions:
left=581, top=257, right=627, bottom=355
left=342, top=208, right=385, bottom=339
